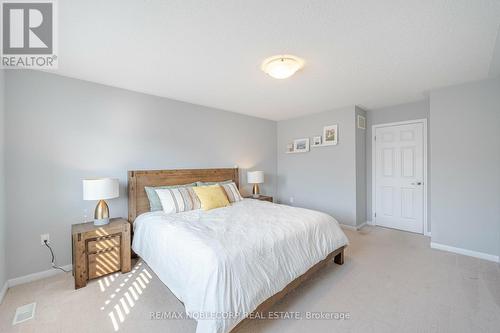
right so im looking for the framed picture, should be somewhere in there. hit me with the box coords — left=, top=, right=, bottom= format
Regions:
left=357, top=115, right=366, bottom=129
left=312, top=136, right=322, bottom=146
left=286, top=143, right=294, bottom=152
left=322, top=124, right=338, bottom=145
left=293, top=138, right=310, bottom=152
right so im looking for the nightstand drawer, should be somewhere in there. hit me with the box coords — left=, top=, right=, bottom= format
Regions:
left=88, top=247, right=121, bottom=279
left=87, top=234, right=121, bottom=254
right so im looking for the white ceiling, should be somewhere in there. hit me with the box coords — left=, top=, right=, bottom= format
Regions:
left=55, top=0, right=500, bottom=120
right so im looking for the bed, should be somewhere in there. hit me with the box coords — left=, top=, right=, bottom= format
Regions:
left=128, top=168, right=348, bottom=333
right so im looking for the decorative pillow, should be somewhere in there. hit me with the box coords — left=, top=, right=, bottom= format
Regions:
left=145, top=182, right=197, bottom=211
left=155, top=187, right=201, bottom=214
left=192, top=185, right=230, bottom=211
left=196, top=180, right=233, bottom=186
left=221, top=182, right=243, bottom=203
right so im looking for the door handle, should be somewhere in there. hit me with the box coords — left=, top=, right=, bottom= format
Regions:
left=411, top=181, right=422, bottom=186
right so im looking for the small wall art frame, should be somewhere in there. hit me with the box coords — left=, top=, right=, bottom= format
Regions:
left=322, top=124, right=338, bottom=145
left=293, top=137, right=310, bottom=153
left=312, top=136, right=322, bottom=147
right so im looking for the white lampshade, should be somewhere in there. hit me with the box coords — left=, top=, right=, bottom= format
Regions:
left=83, top=178, right=119, bottom=201
left=247, top=171, right=264, bottom=184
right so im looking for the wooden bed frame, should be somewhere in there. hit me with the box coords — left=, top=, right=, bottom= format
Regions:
left=127, top=167, right=345, bottom=332
left=128, top=167, right=239, bottom=222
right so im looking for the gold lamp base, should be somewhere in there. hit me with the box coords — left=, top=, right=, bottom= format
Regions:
left=94, top=200, right=110, bottom=225
left=252, top=184, right=260, bottom=198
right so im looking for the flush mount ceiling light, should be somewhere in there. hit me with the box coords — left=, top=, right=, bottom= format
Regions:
left=261, top=55, right=305, bottom=79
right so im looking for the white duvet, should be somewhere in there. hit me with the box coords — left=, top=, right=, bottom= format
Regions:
left=132, top=199, right=348, bottom=333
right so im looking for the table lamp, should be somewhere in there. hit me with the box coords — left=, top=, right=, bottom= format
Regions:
left=247, top=171, right=264, bottom=198
left=83, top=178, right=119, bottom=225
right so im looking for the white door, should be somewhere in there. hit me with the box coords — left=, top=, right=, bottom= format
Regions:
left=374, top=122, right=425, bottom=234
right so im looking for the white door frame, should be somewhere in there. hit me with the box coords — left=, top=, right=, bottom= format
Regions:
left=371, top=119, right=429, bottom=236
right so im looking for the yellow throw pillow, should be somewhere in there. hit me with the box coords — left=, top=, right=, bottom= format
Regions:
left=192, top=185, right=230, bottom=211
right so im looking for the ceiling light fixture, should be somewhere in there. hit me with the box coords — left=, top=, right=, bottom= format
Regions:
left=261, top=55, right=304, bottom=79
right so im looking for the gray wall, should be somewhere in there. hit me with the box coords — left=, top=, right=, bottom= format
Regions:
left=277, top=106, right=364, bottom=227
left=430, top=77, right=500, bottom=257
left=0, top=70, right=5, bottom=291
left=355, top=106, right=367, bottom=225
left=489, top=25, right=500, bottom=77
left=365, top=100, right=430, bottom=226
left=4, top=70, right=277, bottom=279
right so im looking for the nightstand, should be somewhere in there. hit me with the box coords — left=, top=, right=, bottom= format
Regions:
left=72, top=218, right=131, bottom=289
left=244, top=195, right=273, bottom=202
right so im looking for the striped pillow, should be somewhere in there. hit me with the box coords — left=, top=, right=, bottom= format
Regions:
left=145, top=182, right=197, bottom=211
left=155, top=187, right=201, bottom=214
left=221, top=182, right=243, bottom=203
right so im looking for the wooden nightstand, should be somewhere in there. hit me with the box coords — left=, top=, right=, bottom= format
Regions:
left=244, top=195, right=273, bottom=202
left=72, top=218, right=131, bottom=289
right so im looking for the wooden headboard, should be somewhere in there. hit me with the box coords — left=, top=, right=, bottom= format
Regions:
left=128, top=168, right=239, bottom=222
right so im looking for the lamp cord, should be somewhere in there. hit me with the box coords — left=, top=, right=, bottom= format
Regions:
left=44, top=240, right=71, bottom=273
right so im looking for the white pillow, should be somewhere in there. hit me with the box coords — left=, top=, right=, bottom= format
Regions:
left=221, top=182, right=243, bottom=203
left=155, top=187, right=201, bottom=214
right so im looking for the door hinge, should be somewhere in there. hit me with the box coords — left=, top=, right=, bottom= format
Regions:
left=374, top=136, right=376, bottom=141
left=374, top=212, right=377, bottom=217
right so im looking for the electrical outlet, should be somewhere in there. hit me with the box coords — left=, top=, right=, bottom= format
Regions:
left=289, top=197, right=294, bottom=204
left=40, top=234, right=50, bottom=245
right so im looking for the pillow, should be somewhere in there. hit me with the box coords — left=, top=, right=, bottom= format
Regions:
left=196, top=180, right=233, bottom=186
left=192, top=185, right=230, bottom=211
left=221, top=182, right=243, bottom=203
left=145, top=182, right=197, bottom=211
left=155, top=187, right=201, bottom=214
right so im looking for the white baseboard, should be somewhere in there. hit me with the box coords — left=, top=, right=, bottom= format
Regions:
left=340, top=222, right=368, bottom=231
left=340, top=224, right=356, bottom=231
left=430, top=242, right=499, bottom=263
left=7, top=264, right=73, bottom=288
left=357, top=221, right=367, bottom=230
left=0, top=281, right=8, bottom=304
left=366, top=220, right=374, bottom=226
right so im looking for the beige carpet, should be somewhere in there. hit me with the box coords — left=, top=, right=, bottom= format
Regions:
left=1, top=226, right=499, bottom=333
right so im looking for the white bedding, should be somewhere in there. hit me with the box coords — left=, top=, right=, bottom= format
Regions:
left=132, top=199, right=348, bottom=333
